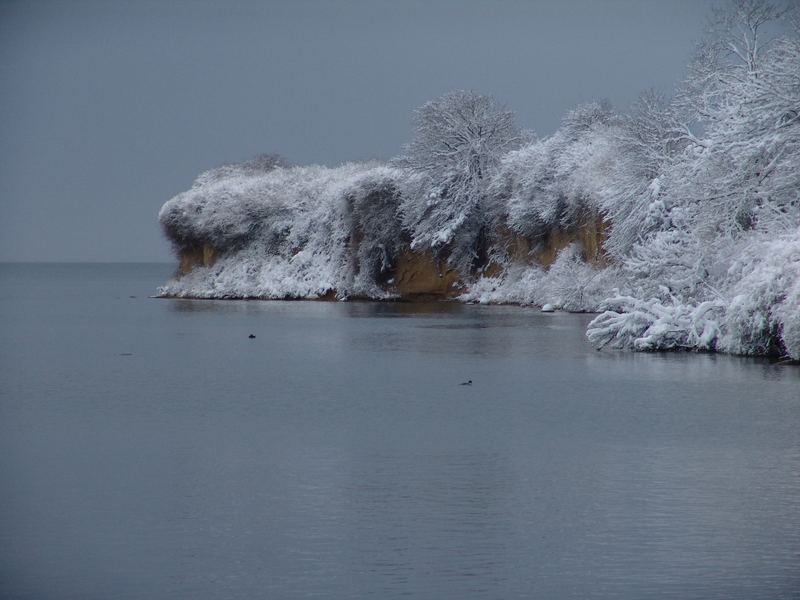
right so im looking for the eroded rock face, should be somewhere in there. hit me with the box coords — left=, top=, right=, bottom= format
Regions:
left=578, top=215, right=608, bottom=266
left=389, top=250, right=462, bottom=300
left=178, top=243, right=217, bottom=275
left=530, top=215, right=607, bottom=268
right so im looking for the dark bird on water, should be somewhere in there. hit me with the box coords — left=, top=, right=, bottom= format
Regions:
left=248, top=334, right=256, bottom=339
left=460, top=380, right=472, bottom=386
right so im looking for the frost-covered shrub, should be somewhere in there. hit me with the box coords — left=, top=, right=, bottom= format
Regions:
left=158, top=252, right=342, bottom=300
left=191, top=153, right=289, bottom=187
left=495, top=101, right=618, bottom=242
left=553, top=101, right=619, bottom=228
left=587, top=295, right=724, bottom=352
left=158, top=161, right=409, bottom=299
left=776, top=280, right=800, bottom=360
left=720, top=233, right=800, bottom=357
left=496, top=138, right=561, bottom=239
left=346, top=167, right=406, bottom=296
left=457, top=266, right=544, bottom=306
left=587, top=232, right=800, bottom=359
left=159, top=161, right=298, bottom=253
left=459, top=244, right=620, bottom=311
left=619, top=227, right=715, bottom=301
left=536, top=244, right=616, bottom=311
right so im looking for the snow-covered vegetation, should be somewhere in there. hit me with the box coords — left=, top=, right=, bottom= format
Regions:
left=395, top=90, right=523, bottom=274
left=159, top=0, right=799, bottom=360
left=159, top=161, right=406, bottom=299
left=583, top=1, right=800, bottom=359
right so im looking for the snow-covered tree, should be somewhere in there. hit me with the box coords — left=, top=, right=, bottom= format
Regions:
left=673, top=0, right=797, bottom=238
left=493, top=138, right=556, bottom=240
left=396, top=90, right=521, bottom=274
left=600, top=90, right=692, bottom=260
left=551, top=101, right=619, bottom=229
left=493, top=101, right=618, bottom=246
left=586, top=0, right=800, bottom=358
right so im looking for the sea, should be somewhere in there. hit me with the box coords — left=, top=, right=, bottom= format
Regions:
left=1, top=263, right=798, bottom=599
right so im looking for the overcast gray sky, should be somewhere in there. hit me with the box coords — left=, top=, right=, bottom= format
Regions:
left=1, top=0, right=715, bottom=262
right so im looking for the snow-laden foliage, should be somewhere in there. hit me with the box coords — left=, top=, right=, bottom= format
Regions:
left=584, top=0, right=800, bottom=359
left=159, top=162, right=407, bottom=299
left=492, top=141, right=554, bottom=239
left=191, top=153, right=289, bottom=188
left=599, top=91, right=692, bottom=260
left=720, top=232, right=800, bottom=357
left=459, top=244, right=621, bottom=312
left=396, top=90, right=521, bottom=274
left=586, top=231, right=800, bottom=356
left=495, top=101, right=617, bottom=240
left=587, top=295, right=725, bottom=352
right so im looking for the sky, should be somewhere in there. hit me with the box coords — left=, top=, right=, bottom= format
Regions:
left=0, top=0, right=716, bottom=262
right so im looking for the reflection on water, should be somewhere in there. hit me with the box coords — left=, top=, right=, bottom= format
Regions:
left=0, top=264, right=799, bottom=600
left=344, top=300, right=470, bottom=318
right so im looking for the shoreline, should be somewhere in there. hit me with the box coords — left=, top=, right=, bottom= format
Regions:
left=152, top=290, right=799, bottom=364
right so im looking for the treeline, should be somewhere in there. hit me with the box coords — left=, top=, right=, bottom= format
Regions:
left=159, top=0, right=800, bottom=359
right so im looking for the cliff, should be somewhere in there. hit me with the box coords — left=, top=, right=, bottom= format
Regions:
left=169, top=215, right=608, bottom=302
left=179, top=243, right=217, bottom=275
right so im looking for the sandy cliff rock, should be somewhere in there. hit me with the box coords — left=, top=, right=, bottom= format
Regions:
left=389, top=250, right=462, bottom=300
left=179, top=244, right=217, bottom=275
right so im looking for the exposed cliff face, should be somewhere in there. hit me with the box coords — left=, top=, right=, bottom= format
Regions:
left=531, top=215, right=607, bottom=268
left=389, top=250, right=462, bottom=300
left=173, top=217, right=608, bottom=301
left=179, top=244, right=217, bottom=275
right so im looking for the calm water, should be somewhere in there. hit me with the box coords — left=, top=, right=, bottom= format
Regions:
left=1, top=263, right=799, bottom=600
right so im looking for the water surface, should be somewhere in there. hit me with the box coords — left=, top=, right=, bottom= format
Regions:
left=1, top=263, right=798, bottom=599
